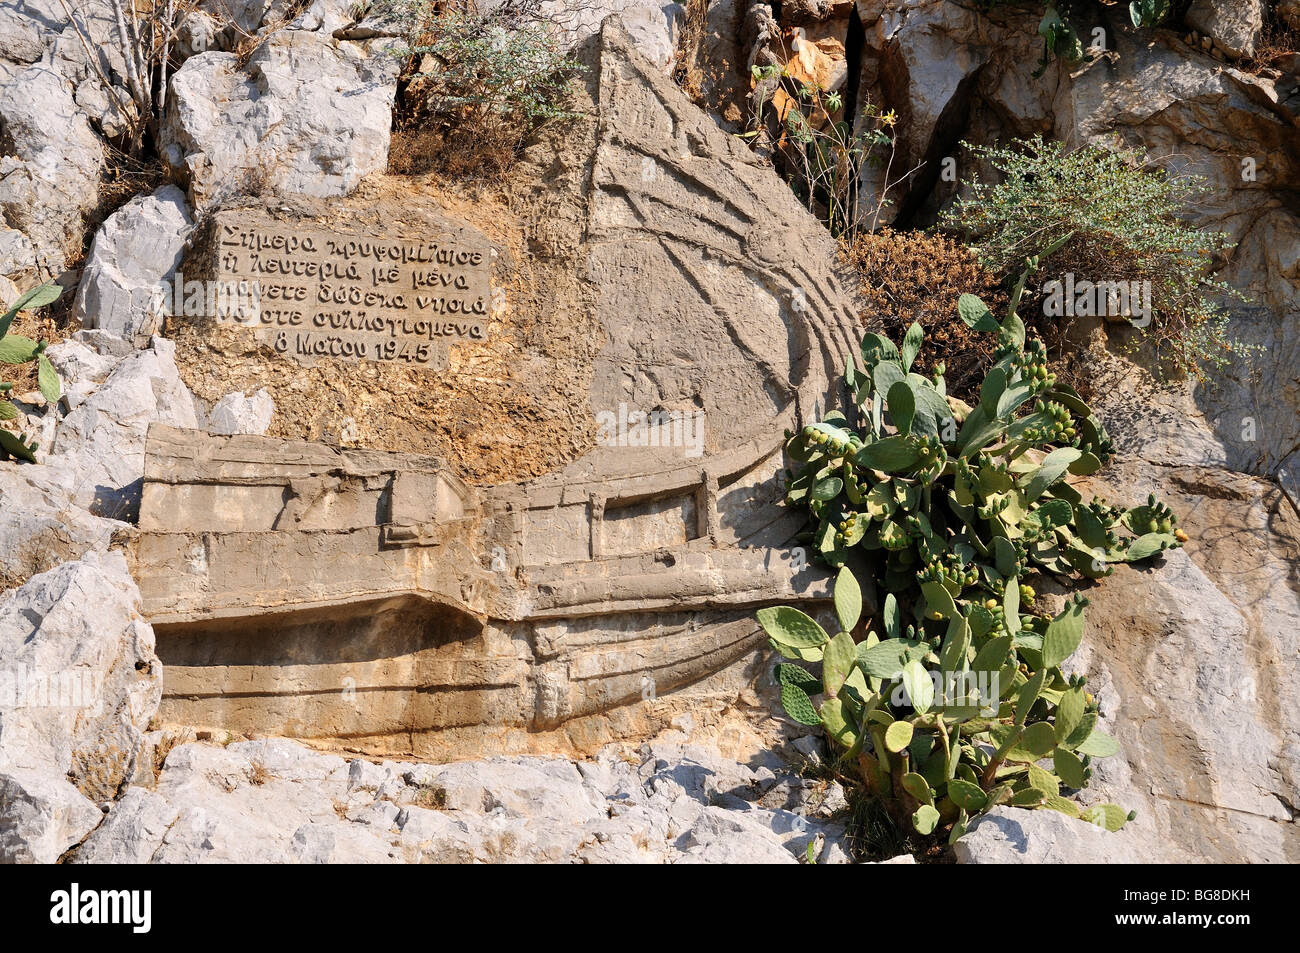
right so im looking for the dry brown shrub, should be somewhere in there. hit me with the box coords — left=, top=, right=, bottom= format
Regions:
left=839, top=228, right=1008, bottom=402
left=1239, top=4, right=1300, bottom=74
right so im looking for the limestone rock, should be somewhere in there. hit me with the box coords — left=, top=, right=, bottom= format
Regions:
left=1067, top=462, right=1300, bottom=864
left=74, top=186, right=195, bottom=347
left=206, top=388, right=275, bottom=435
left=954, top=807, right=1148, bottom=864
left=73, top=738, right=854, bottom=864
left=69, top=787, right=178, bottom=864
left=44, top=335, right=124, bottom=411
left=0, top=769, right=102, bottom=863
left=0, top=550, right=162, bottom=802
left=1186, top=0, right=1265, bottom=59
left=45, top=338, right=201, bottom=521
left=0, top=7, right=45, bottom=63
left=162, top=30, right=400, bottom=208
left=0, top=462, right=124, bottom=588
left=0, top=59, right=103, bottom=276
left=860, top=0, right=989, bottom=225
left=74, top=78, right=136, bottom=140
left=543, top=0, right=685, bottom=69
left=0, top=227, right=36, bottom=277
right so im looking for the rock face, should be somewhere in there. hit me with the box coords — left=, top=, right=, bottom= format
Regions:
left=206, top=389, right=275, bottom=436
left=0, top=0, right=131, bottom=277
left=0, top=551, right=162, bottom=802
left=74, top=737, right=852, bottom=863
left=0, top=57, right=104, bottom=276
left=128, top=19, right=859, bottom=763
left=1063, top=461, right=1300, bottom=864
left=0, top=769, right=103, bottom=864
left=45, top=338, right=201, bottom=522
left=1186, top=0, right=1265, bottom=59
left=74, top=186, right=195, bottom=346
left=162, top=30, right=400, bottom=207
left=0, top=463, right=123, bottom=590
left=0, top=552, right=162, bottom=863
left=544, top=0, right=686, bottom=68
left=954, top=807, right=1146, bottom=864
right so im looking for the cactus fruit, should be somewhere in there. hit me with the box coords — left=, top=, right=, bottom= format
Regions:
left=760, top=297, right=1164, bottom=842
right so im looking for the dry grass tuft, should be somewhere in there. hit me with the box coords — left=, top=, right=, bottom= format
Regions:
left=840, top=228, right=1007, bottom=402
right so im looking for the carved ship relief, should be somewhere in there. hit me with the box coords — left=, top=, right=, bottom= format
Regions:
left=133, top=21, right=864, bottom=759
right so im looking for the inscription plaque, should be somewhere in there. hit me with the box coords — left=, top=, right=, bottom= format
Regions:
left=211, top=213, right=492, bottom=367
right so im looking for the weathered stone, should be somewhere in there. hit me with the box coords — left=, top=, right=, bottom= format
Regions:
left=199, top=209, right=491, bottom=368
left=75, top=186, right=195, bottom=347
left=45, top=338, right=201, bottom=521
left=543, top=0, right=686, bottom=68
left=0, top=227, right=36, bottom=277
left=206, top=388, right=275, bottom=435
left=0, top=59, right=103, bottom=276
left=1186, top=0, right=1265, bottom=59
left=0, top=462, right=124, bottom=588
left=45, top=335, right=123, bottom=410
left=68, top=787, right=178, bottom=864
left=1067, top=461, right=1300, bottom=864
left=74, top=78, right=136, bottom=140
left=954, top=807, right=1148, bottom=864
left=0, top=769, right=102, bottom=863
left=0, top=550, right=162, bottom=802
left=162, top=30, right=400, bottom=208
left=73, top=736, right=851, bottom=863
left=131, top=18, right=858, bottom=761
left=0, top=7, right=45, bottom=63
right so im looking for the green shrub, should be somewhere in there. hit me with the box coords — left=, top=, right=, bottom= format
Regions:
left=760, top=287, right=1182, bottom=843
left=0, top=281, right=62, bottom=462
left=379, top=0, right=585, bottom=175
left=940, top=136, right=1244, bottom=380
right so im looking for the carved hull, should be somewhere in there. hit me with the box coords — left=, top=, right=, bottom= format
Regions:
left=132, top=20, right=865, bottom=758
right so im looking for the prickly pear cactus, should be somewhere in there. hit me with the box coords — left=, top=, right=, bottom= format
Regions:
left=0, top=281, right=62, bottom=462
left=761, top=292, right=1176, bottom=843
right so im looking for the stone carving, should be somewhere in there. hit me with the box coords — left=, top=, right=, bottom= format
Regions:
left=130, top=20, right=861, bottom=760
left=204, top=210, right=491, bottom=368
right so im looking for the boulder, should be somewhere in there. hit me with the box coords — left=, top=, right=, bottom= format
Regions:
left=206, top=388, right=275, bottom=436
left=44, top=334, right=125, bottom=411
left=0, top=462, right=124, bottom=589
left=0, top=550, right=162, bottom=802
left=1186, top=0, right=1265, bottom=59
left=954, top=807, right=1149, bottom=864
left=45, top=337, right=201, bottom=521
left=0, top=7, right=45, bottom=64
left=0, top=769, right=102, bottom=863
left=162, top=30, right=400, bottom=207
left=74, top=186, right=195, bottom=347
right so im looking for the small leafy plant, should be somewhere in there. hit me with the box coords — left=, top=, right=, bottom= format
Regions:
left=379, top=0, right=585, bottom=175
left=0, top=281, right=63, bottom=462
left=977, top=1, right=1173, bottom=74
left=941, top=136, right=1245, bottom=380
left=760, top=285, right=1182, bottom=842
left=748, top=67, right=898, bottom=240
